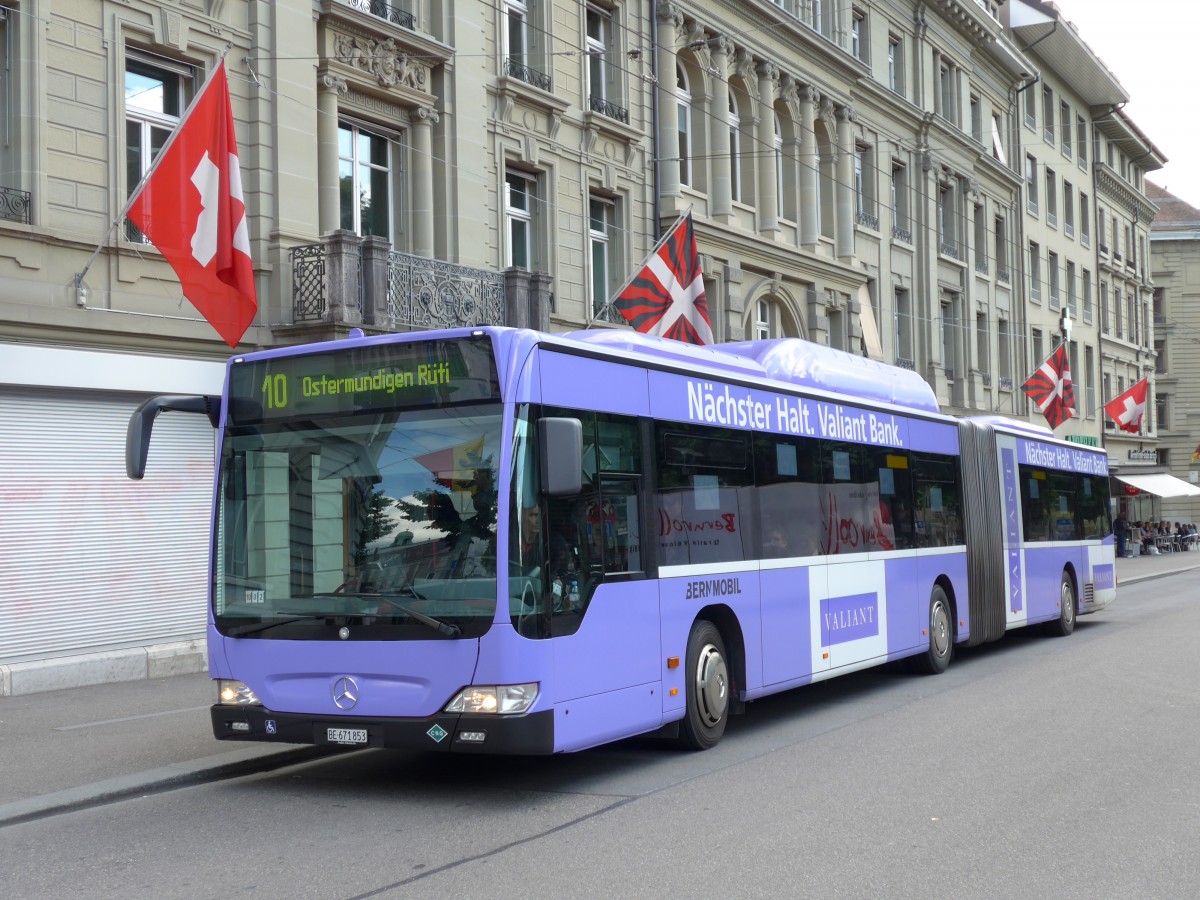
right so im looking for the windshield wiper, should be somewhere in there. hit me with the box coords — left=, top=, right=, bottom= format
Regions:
left=227, top=614, right=319, bottom=637
left=314, top=591, right=461, bottom=637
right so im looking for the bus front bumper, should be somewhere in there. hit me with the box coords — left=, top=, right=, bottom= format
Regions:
left=211, top=705, right=555, bottom=754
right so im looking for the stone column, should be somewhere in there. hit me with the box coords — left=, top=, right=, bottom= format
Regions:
left=411, top=106, right=439, bottom=258
left=323, top=229, right=363, bottom=324
left=835, top=105, right=855, bottom=259
left=799, top=85, right=819, bottom=248
left=361, top=235, right=392, bottom=325
left=756, top=62, right=780, bottom=236
left=317, top=72, right=347, bottom=235
left=708, top=36, right=734, bottom=220
left=656, top=4, right=685, bottom=201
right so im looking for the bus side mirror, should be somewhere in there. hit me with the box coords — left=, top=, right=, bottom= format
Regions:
left=539, top=417, right=582, bottom=497
left=127, top=394, right=220, bottom=480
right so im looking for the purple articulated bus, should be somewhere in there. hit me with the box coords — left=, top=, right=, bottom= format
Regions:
left=125, top=327, right=1115, bottom=754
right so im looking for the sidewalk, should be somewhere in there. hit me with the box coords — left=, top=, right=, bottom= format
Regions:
left=1115, top=544, right=1200, bottom=585
left=1, top=550, right=1196, bottom=828
left=0, top=672, right=331, bottom=827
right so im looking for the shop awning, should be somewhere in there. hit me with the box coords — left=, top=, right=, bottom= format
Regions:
left=1115, top=473, right=1200, bottom=498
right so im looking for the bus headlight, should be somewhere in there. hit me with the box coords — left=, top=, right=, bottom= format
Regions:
left=216, top=679, right=261, bottom=706
left=444, top=683, right=539, bottom=714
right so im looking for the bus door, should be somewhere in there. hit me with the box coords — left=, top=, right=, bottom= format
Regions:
left=540, top=411, right=662, bottom=749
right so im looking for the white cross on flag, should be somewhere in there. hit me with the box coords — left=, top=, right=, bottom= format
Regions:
left=127, top=60, right=256, bottom=348
left=612, top=212, right=713, bottom=345
left=1103, top=377, right=1149, bottom=434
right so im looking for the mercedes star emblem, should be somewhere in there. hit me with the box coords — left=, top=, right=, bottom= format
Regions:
left=332, top=676, right=360, bottom=710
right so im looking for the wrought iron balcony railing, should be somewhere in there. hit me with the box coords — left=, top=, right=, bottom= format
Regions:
left=505, top=57, right=551, bottom=91
left=856, top=211, right=879, bottom=230
left=892, top=225, right=912, bottom=243
left=896, top=357, right=915, bottom=371
left=997, top=269, right=1011, bottom=284
left=940, top=241, right=960, bottom=260
left=588, top=95, right=629, bottom=124
left=289, top=238, right=506, bottom=329
left=0, top=186, right=31, bottom=224
left=386, top=251, right=505, bottom=328
left=999, top=376, right=1013, bottom=391
left=976, top=261, right=989, bottom=274
left=345, top=0, right=416, bottom=30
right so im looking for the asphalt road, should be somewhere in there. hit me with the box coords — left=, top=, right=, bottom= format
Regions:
left=2, top=570, right=1198, bottom=899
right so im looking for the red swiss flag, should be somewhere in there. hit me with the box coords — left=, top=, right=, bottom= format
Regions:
left=127, top=61, right=256, bottom=348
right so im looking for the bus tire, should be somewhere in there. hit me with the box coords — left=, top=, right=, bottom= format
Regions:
left=676, top=620, right=729, bottom=751
left=910, top=584, right=953, bottom=675
left=1045, top=570, right=1077, bottom=637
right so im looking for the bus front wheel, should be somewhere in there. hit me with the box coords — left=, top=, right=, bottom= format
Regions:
left=910, top=585, right=953, bottom=675
left=677, top=619, right=729, bottom=751
left=1045, top=571, right=1077, bottom=637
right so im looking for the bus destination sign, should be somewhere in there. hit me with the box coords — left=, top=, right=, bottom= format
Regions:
left=228, top=336, right=500, bottom=424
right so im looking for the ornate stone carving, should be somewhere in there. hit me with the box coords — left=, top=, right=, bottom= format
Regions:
left=334, top=33, right=427, bottom=91
left=320, top=72, right=349, bottom=97
left=735, top=50, right=759, bottom=100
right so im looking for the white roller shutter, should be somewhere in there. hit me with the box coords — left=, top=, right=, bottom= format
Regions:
left=0, top=386, right=215, bottom=664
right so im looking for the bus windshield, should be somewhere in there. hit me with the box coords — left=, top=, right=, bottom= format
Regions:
left=215, top=402, right=503, bottom=640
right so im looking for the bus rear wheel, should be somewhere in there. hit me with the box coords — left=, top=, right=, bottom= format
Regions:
left=910, top=585, right=952, bottom=675
left=677, top=620, right=729, bottom=751
left=1045, top=570, right=1077, bottom=637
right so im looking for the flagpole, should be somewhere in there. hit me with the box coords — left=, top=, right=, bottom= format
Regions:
left=74, top=44, right=234, bottom=297
left=589, top=205, right=691, bottom=328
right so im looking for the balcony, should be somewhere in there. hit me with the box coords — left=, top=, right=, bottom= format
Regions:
left=505, top=57, right=551, bottom=91
left=940, top=241, right=961, bottom=260
left=999, top=376, right=1013, bottom=391
left=588, top=95, right=629, bottom=124
left=344, top=0, right=416, bottom=29
left=981, top=373, right=992, bottom=387
left=997, top=269, right=1011, bottom=284
left=0, top=186, right=31, bottom=224
left=891, top=225, right=912, bottom=243
left=856, top=211, right=879, bottom=230
left=289, top=232, right=522, bottom=333
left=896, top=357, right=915, bottom=371
left=975, top=261, right=989, bottom=275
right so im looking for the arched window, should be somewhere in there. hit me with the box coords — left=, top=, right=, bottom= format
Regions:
left=774, top=113, right=784, bottom=213
left=676, top=65, right=692, bottom=187
left=728, top=93, right=741, bottom=203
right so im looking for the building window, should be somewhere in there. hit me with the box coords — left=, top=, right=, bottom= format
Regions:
left=851, top=9, right=867, bottom=62
left=586, top=5, right=613, bottom=106
left=888, top=34, right=903, bottom=95
left=728, top=93, right=741, bottom=203
left=998, top=318, right=1011, bottom=383
left=970, top=94, right=981, bottom=143
left=1083, top=268, right=1093, bottom=324
left=994, top=214, right=1008, bottom=278
left=1023, top=83, right=1036, bottom=129
left=891, top=161, right=910, bottom=238
left=938, top=64, right=955, bottom=123
left=976, top=312, right=989, bottom=374
left=895, top=287, right=912, bottom=364
left=1029, top=241, right=1041, bottom=302
left=1063, top=181, right=1074, bottom=238
left=1060, top=101, right=1072, bottom=157
left=1100, top=282, right=1109, bottom=332
left=503, top=0, right=549, bottom=88
left=676, top=64, right=692, bottom=188
left=775, top=114, right=785, bottom=215
left=973, top=203, right=986, bottom=272
left=338, top=123, right=393, bottom=239
left=1084, top=345, right=1095, bottom=416
left=756, top=299, right=771, bottom=340
left=1032, top=328, right=1044, bottom=372
left=1080, top=193, right=1090, bottom=246
left=1042, top=85, right=1054, bottom=144
left=505, top=169, right=537, bottom=269
left=991, top=114, right=1007, bottom=165
left=125, top=54, right=192, bottom=241
left=1048, top=251, right=1059, bottom=309
left=1077, top=114, right=1088, bottom=168
left=1066, top=260, right=1076, bottom=316
left=1045, top=166, right=1056, bottom=227
left=1025, top=155, right=1038, bottom=213
left=589, top=194, right=618, bottom=318
left=938, top=182, right=957, bottom=255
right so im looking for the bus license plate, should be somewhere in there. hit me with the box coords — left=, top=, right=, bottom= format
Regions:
left=327, top=727, right=368, bottom=745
